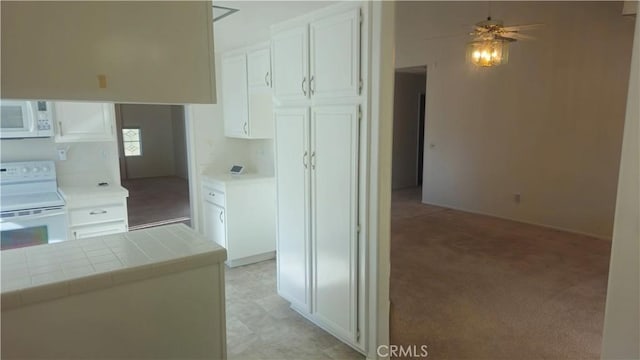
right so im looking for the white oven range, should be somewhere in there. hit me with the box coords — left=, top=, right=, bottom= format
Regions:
left=0, top=161, right=67, bottom=250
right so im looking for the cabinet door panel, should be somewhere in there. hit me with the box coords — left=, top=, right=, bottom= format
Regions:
left=214, top=206, right=226, bottom=250
left=275, top=108, right=311, bottom=312
left=203, top=200, right=216, bottom=242
left=247, top=46, right=274, bottom=138
left=222, top=54, right=249, bottom=138
left=271, top=26, right=309, bottom=103
left=54, top=102, right=114, bottom=142
left=203, top=200, right=226, bottom=249
left=310, top=8, right=360, bottom=99
left=311, top=105, right=359, bottom=341
left=247, top=47, right=271, bottom=88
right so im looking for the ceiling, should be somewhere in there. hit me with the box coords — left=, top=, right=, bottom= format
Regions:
left=212, top=1, right=336, bottom=53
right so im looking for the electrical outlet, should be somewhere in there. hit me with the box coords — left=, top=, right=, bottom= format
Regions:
left=513, top=193, right=521, bottom=204
left=57, top=148, right=67, bottom=161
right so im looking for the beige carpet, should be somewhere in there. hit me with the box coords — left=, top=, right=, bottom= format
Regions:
left=121, top=176, right=191, bottom=228
left=390, top=187, right=611, bottom=359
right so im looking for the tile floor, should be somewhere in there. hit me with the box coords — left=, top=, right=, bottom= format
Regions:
left=225, top=260, right=364, bottom=360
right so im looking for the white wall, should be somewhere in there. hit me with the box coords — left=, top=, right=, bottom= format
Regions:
left=601, top=11, right=639, bottom=359
left=396, top=1, right=636, bottom=238
left=171, top=106, right=188, bottom=179
left=120, top=104, right=176, bottom=179
left=0, top=137, right=120, bottom=187
left=392, top=71, right=425, bottom=189
left=213, top=1, right=336, bottom=52
left=250, top=140, right=275, bottom=176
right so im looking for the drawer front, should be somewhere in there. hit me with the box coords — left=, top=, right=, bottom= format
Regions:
left=70, top=204, right=126, bottom=226
left=203, top=187, right=226, bottom=207
left=72, top=221, right=127, bottom=240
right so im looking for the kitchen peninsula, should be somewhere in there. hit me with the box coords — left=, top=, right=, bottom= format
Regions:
left=1, top=224, right=227, bottom=359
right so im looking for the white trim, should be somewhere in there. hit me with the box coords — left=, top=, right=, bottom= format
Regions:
left=367, top=2, right=395, bottom=359
left=422, top=200, right=613, bottom=241
left=184, top=105, right=199, bottom=233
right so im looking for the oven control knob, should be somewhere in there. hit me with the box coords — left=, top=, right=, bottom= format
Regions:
left=32, top=167, right=39, bottom=173
left=21, top=167, right=29, bottom=173
left=41, top=166, right=50, bottom=172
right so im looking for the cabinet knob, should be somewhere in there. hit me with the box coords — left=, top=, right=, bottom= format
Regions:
left=219, top=210, right=224, bottom=223
left=89, top=209, right=107, bottom=215
left=302, top=77, right=307, bottom=96
left=243, top=122, right=248, bottom=135
left=265, top=72, right=270, bottom=87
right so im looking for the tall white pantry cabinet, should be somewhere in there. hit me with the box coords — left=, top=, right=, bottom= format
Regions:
left=272, top=2, right=367, bottom=353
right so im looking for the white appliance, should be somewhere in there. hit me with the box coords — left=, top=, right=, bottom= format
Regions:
left=0, top=161, right=67, bottom=250
left=0, top=100, right=54, bottom=139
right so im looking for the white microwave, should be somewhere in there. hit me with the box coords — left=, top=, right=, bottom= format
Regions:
left=0, top=100, right=54, bottom=139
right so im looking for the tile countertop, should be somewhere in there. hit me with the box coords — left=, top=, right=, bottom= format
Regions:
left=58, top=184, right=129, bottom=201
left=201, top=172, right=275, bottom=186
left=1, top=224, right=226, bottom=311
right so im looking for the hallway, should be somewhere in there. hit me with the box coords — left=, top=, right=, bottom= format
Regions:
left=390, top=187, right=611, bottom=359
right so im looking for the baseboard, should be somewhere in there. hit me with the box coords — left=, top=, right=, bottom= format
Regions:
left=288, top=304, right=367, bottom=356
left=128, top=217, right=191, bottom=231
left=226, top=251, right=276, bottom=268
left=421, top=200, right=613, bottom=241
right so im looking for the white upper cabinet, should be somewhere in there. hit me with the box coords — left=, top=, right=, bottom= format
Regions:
left=222, top=54, right=249, bottom=138
left=247, top=46, right=275, bottom=139
left=222, top=44, right=274, bottom=139
left=1, top=1, right=216, bottom=104
left=272, top=25, right=310, bottom=103
left=271, top=5, right=361, bottom=105
left=54, top=102, right=115, bottom=143
left=247, top=47, right=272, bottom=88
left=310, top=8, right=361, bottom=99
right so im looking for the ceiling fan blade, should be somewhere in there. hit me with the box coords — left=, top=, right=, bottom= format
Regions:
left=502, top=32, right=536, bottom=41
left=421, top=32, right=468, bottom=41
left=496, top=35, right=518, bottom=43
left=502, top=23, right=544, bottom=32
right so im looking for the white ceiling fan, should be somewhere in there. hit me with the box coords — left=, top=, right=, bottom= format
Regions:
left=470, top=16, right=540, bottom=43
left=467, top=16, right=542, bottom=67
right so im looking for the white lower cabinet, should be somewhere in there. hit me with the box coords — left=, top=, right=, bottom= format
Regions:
left=201, top=174, right=276, bottom=267
left=203, top=187, right=226, bottom=249
left=72, top=221, right=128, bottom=240
left=59, top=186, right=129, bottom=241
left=275, top=105, right=361, bottom=349
left=68, top=201, right=128, bottom=240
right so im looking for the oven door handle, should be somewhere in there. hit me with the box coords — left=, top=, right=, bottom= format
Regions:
left=0, top=208, right=65, bottom=222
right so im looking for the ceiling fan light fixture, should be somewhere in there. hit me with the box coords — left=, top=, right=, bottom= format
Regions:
left=467, top=38, right=510, bottom=67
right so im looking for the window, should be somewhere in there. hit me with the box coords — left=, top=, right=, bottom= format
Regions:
left=122, top=128, right=142, bottom=157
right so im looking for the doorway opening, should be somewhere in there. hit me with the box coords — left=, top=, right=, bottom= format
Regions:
left=392, top=66, right=427, bottom=192
left=115, top=104, right=191, bottom=230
